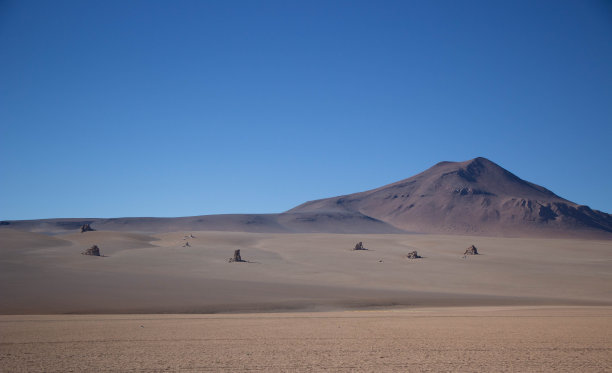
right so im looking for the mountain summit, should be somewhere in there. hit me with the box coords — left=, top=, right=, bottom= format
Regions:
left=288, top=157, right=612, bottom=237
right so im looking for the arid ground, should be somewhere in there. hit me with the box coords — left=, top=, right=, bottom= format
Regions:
left=1, top=307, right=610, bottom=372
left=1, top=228, right=611, bottom=371
left=1, top=229, right=611, bottom=313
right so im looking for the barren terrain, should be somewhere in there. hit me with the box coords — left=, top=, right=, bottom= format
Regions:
left=1, top=229, right=611, bottom=313
left=1, top=227, right=611, bottom=371
left=1, top=307, right=610, bottom=372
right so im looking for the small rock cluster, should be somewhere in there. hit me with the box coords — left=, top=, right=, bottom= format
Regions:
left=464, top=245, right=479, bottom=255
left=179, top=234, right=195, bottom=248
left=353, top=242, right=367, bottom=250
left=82, top=245, right=101, bottom=256
left=80, top=224, right=95, bottom=233
left=406, top=251, right=421, bottom=259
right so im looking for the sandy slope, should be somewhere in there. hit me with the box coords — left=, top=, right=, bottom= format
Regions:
left=1, top=229, right=610, bottom=314
left=1, top=307, right=610, bottom=372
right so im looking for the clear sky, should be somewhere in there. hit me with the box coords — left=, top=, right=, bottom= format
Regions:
left=1, top=0, right=611, bottom=220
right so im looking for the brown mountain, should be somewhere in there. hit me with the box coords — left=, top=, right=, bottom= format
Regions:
left=288, top=157, right=612, bottom=238
left=2, top=157, right=610, bottom=238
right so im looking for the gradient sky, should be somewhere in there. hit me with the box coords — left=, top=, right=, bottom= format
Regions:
left=1, top=0, right=611, bottom=220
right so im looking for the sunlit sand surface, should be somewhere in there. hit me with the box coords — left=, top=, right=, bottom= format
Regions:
left=1, top=230, right=611, bottom=313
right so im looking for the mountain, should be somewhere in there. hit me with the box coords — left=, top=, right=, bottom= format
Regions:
left=288, top=157, right=612, bottom=238
left=2, top=157, right=610, bottom=238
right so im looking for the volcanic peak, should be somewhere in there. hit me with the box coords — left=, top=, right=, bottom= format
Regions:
left=288, top=157, right=611, bottom=237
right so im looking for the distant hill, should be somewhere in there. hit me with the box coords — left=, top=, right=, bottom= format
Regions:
left=0, top=212, right=401, bottom=235
left=2, top=157, right=610, bottom=238
left=288, top=157, right=612, bottom=238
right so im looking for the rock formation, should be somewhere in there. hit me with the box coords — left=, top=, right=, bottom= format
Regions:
left=82, top=245, right=101, bottom=256
left=464, top=245, right=479, bottom=255
left=229, top=249, right=244, bottom=262
left=406, top=251, right=421, bottom=259
left=354, top=241, right=367, bottom=250
left=80, top=224, right=95, bottom=233
left=182, top=242, right=191, bottom=247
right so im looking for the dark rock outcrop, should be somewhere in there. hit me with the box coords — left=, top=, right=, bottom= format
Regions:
left=464, top=245, right=479, bottom=255
left=229, top=249, right=244, bottom=262
left=354, top=241, right=367, bottom=250
left=82, top=245, right=101, bottom=256
left=406, top=251, right=421, bottom=259
left=80, top=224, right=95, bottom=233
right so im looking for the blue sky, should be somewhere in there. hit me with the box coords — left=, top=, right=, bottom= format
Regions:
left=1, top=0, right=611, bottom=220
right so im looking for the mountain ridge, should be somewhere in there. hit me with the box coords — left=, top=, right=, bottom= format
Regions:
left=2, top=157, right=610, bottom=238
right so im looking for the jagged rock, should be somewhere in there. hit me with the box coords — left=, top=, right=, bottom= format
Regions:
left=229, top=249, right=244, bottom=262
left=82, top=245, right=101, bottom=256
left=354, top=242, right=367, bottom=250
left=464, top=245, right=479, bottom=255
left=80, top=224, right=95, bottom=233
left=406, top=251, right=421, bottom=259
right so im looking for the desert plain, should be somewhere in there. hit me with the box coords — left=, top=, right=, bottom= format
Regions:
left=1, top=228, right=611, bottom=371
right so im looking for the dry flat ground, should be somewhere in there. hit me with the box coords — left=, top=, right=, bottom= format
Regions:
left=1, top=307, right=611, bottom=372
